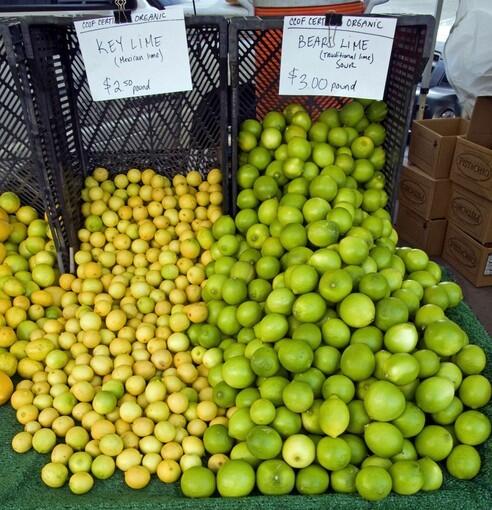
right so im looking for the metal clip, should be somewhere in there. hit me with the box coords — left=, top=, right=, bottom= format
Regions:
left=325, top=13, right=343, bottom=27
left=114, top=10, right=132, bottom=24
left=113, top=0, right=132, bottom=24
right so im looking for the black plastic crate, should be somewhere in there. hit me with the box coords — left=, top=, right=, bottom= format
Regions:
left=0, top=22, right=69, bottom=269
left=229, top=16, right=435, bottom=216
left=0, top=23, right=45, bottom=214
left=20, top=15, right=228, bottom=272
left=0, top=1, right=135, bottom=12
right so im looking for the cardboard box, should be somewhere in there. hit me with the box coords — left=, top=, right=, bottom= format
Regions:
left=450, top=97, right=492, bottom=199
left=398, top=163, right=451, bottom=219
left=409, top=118, right=469, bottom=178
left=395, top=205, right=447, bottom=256
left=448, top=185, right=492, bottom=244
left=442, top=222, right=492, bottom=287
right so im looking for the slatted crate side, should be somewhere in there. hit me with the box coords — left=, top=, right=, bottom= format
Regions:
left=0, top=24, right=44, bottom=214
left=382, top=23, right=430, bottom=214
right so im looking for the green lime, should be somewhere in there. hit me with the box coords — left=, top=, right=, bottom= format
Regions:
left=265, top=288, right=295, bottom=315
left=355, top=466, right=392, bottom=501
left=331, top=464, right=359, bottom=494
left=414, top=349, right=440, bottom=378
left=389, top=460, right=423, bottom=495
left=415, top=425, right=453, bottom=461
left=286, top=264, right=319, bottom=295
left=347, top=400, right=370, bottom=435
left=256, top=313, right=289, bottom=343
left=280, top=223, right=307, bottom=251
left=350, top=326, right=383, bottom=352
left=415, top=377, right=455, bottom=413
left=431, top=397, right=464, bottom=425
left=446, top=445, right=481, bottom=480
left=278, top=340, right=313, bottom=373
left=384, top=323, right=418, bottom=353
left=213, top=381, right=238, bottom=408
left=319, top=396, right=350, bottom=438
left=375, top=297, right=409, bottom=331
left=273, top=406, right=302, bottom=437
left=338, top=293, right=375, bottom=328
left=459, top=375, right=492, bottom=409
left=309, top=175, right=338, bottom=201
left=236, top=301, right=263, bottom=328
left=296, top=464, right=330, bottom=495
left=319, top=269, right=353, bottom=303
left=248, top=279, right=272, bottom=302
left=217, top=459, right=255, bottom=497
left=454, top=410, right=491, bottom=446
left=292, top=293, right=327, bottom=323
left=250, top=399, right=277, bottom=426
left=317, top=437, right=351, bottom=471
left=340, top=102, right=365, bottom=127
left=418, top=457, right=443, bottom=491
left=364, top=380, right=405, bottom=421
left=384, top=353, right=419, bottom=385
left=259, top=376, right=289, bottom=406
left=237, top=164, right=260, bottom=189
left=319, top=108, right=340, bottom=128
left=241, top=118, right=262, bottom=138
left=314, top=345, right=341, bottom=375
left=180, top=466, right=216, bottom=498
left=308, top=121, right=329, bottom=142
left=366, top=101, right=388, bottom=122
left=282, top=380, right=314, bottom=413
left=309, top=249, right=342, bottom=274
left=222, top=356, right=256, bottom=389
left=338, top=236, right=369, bottom=265
left=424, top=319, right=466, bottom=357
left=322, top=374, right=355, bottom=403
left=292, top=323, right=322, bottom=350
left=340, top=344, right=375, bottom=382
left=392, top=402, right=425, bottom=438
left=322, top=318, right=351, bottom=349
left=203, top=424, right=234, bottom=455
left=453, top=344, right=487, bottom=375
left=256, top=459, right=295, bottom=495
left=364, top=422, right=403, bottom=458
left=247, top=425, right=282, bottom=460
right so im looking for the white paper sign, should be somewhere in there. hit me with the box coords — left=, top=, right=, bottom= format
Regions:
left=74, top=7, right=192, bottom=102
left=279, top=15, right=397, bottom=100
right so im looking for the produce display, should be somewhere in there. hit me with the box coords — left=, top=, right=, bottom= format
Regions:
left=0, top=100, right=490, bottom=503
left=1, top=169, right=225, bottom=493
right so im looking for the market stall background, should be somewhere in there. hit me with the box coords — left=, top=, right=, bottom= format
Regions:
left=0, top=2, right=491, bottom=507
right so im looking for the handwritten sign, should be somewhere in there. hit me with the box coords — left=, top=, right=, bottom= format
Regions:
left=74, top=7, right=192, bottom=102
left=279, top=15, right=397, bottom=99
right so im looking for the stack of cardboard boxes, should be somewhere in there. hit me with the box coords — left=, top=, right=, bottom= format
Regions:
left=396, top=97, right=492, bottom=287
left=396, top=117, right=467, bottom=256
left=443, top=98, right=492, bottom=287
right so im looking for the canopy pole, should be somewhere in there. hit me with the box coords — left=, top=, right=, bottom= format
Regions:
left=416, top=0, right=444, bottom=120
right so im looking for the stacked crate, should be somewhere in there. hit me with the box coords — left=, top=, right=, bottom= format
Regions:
left=442, top=98, right=492, bottom=287
left=396, top=100, right=492, bottom=287
left=395, top=118, right=468, bottom=256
